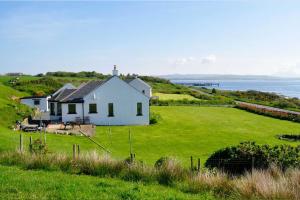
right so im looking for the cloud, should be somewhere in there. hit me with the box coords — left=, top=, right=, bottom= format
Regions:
left=170, top=55, right=217, bottom=66
left=173, top=57, right=195, bottom=65
left=201, top=54, right=217, bottom=64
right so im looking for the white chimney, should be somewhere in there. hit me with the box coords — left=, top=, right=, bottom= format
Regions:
left=112, top=65, right=118, bottom=76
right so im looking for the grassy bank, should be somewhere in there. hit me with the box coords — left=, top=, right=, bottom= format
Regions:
left=1, top=151, right=299, bottom=200
left=0, top=164, right=214, bottom=200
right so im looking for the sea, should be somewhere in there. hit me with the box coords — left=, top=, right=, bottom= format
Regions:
left=170, top=79, right=300, bottom=98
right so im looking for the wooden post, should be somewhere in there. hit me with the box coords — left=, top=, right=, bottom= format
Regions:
left=130, top=153, right=133, bottom=163
left=19, top=134, right=23, bottom=152
left=44, top=124, right=46, bottom=144
left=129, top=128, right=132, bottom=156
left=29, top=136, right=32, bottom=153
left=72, top=144, right=76, bottom=160
left=197, top=158, right=201, bottom=172
left=251, top=157, right=255, bottom=173
left=190, top=156, right=193, bottom=171
left=77, top=144, right=80, bottom=158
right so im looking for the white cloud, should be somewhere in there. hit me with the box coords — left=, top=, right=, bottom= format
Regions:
left=173, top=57, right=195, bottom=65
left=201, top=54, right=217, bottom=64
left=170, top=54, right=217, bottom=66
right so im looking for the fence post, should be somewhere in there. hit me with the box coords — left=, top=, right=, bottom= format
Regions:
left=29, top=136, right=32, bottom=153
left=190, top=156, right=193, bottom=171
left=19, top=133, right=23, bottom=152
left=77, top=144, right=80, bottom=158
left=251, top=157, right=255, bottom=173
left=73, top=144, right=76, bottom=160
left=20, top=133, right=23, bottom=152
left=44, top=124, right=46, bottom=144
left=197, top=158, right=201, bottom=172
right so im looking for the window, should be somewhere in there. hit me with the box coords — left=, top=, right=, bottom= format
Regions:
left=34, top=99, right=40, bottom=105
left=57, top=103, right=62, bottom=115
left=68, top=104, right=76, bottom=114
left=108, top=103, right=114, bottom=117
left=137, top=102, right=143, bottom=116
left=50, top=103, right=55, bottom=115
left=89, top=104, right=97, bottom=113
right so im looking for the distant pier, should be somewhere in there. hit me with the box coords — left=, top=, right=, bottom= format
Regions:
left=175, top=82, right=220, bottom=87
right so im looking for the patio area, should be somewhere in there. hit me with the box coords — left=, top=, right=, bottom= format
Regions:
left=46, top=123, right=96, bottom=137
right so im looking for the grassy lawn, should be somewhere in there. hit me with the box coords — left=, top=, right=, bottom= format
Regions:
left=0, top=165, right=214, bottom=200
left=153, top=92, right=198, bottom=100
left=1, top=106, right=299, bottom=167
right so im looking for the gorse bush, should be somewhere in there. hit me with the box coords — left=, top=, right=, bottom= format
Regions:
left=205, top=142, right=300, bottom=174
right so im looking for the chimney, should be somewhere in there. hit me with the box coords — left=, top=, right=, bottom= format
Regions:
left=112, top=65, right=118, bottom=76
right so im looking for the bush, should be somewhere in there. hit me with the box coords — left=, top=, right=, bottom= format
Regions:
left=205, top=142, right=300, bottom=174
left=149, top=112, right=161, bottom=124
left=30, top=139, right=48, bottom=155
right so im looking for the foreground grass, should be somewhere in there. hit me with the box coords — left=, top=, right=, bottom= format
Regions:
left=1, top=151, right=299, bottom=200
left=1, top=106, right=300, bottom=166
left=0, top=165, right=214, bottom=200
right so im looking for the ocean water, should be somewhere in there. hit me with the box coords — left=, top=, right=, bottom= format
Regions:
left=170, top=79, right=300, bottom=98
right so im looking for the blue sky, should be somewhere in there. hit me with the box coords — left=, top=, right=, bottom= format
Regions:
left=0, top=1, right=300, bottom=76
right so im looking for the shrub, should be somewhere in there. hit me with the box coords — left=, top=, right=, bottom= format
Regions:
left=149, top=112, right=161, bottom=124
left=30, top=139, right=48, bottom=155
left=212, top=88, right=217, bottom=94
left=205, top=142, right=300, bottom=174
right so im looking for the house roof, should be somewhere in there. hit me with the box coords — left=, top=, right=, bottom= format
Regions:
left=20, top=95, right=49, bottom=99
left=49, top=89, right=77, bottom=102
left=61, top=80, right=104, bottom=103
left=124, top=79, right=134, bottom=83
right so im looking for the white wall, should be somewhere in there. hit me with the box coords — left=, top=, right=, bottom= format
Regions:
left=61, top=103, right=83, bottom=123
left=21, top=97, right=49, bottom=112
left=128, top=78, right=152, bottom=98
left=61, top=76, right=150, bottom=125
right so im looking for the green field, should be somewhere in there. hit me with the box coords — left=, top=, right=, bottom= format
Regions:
left=0, top=165, right=214, bottom=200
left=1, top=75, right=300, bottom=199
left=153, top=92, right=198, bottom=100
left=1, top=106, right=299, bottom=166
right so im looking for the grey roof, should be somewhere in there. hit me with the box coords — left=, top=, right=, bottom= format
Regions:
left=62, top=80, right=104, bottom=102
left=20, top=95, right=48, bottom=99
left=49, top=89, right=76, bottom=102
left=124, top=79, right=134, bottom=83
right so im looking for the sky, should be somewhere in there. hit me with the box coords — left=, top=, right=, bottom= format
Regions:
left=0, top=1, right=300, bottom=76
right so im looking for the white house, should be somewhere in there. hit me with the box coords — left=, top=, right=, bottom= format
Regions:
left=21, top=66, right=152, bottom=125
left=20, top=95, right=50, bottom=112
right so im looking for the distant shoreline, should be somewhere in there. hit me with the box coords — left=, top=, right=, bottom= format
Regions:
left=169, top=79, right=300, bottom=98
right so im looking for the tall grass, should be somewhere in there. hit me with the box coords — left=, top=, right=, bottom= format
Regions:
left=0, top=151, right=299, bottom=200
left=234, top=167, right=300, bottom=199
